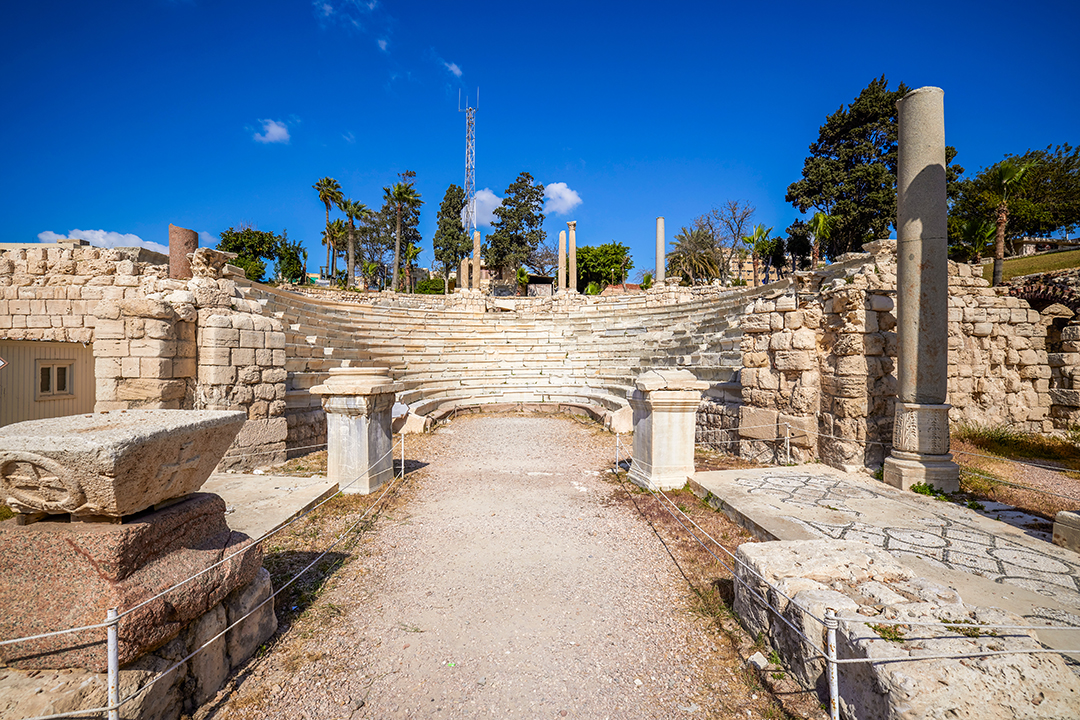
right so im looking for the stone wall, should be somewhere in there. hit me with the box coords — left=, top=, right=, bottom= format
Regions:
left=736, top=240, right=1076, bottom=473
left=0, top=246, right=286, bottom=470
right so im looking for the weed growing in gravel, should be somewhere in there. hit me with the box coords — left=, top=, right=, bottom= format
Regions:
left=954, top=423, right=1080, bottom=464
left=941, top=619, right=995, bottom=638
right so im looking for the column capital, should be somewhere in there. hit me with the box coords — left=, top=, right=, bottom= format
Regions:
left=567, top=221, right=576, bottom=231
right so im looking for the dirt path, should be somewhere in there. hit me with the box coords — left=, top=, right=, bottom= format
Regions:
left=210, top=415, right=730, bottom=719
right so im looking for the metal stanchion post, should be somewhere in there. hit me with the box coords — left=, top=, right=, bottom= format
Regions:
left=784, top=423, right=791, bottom=466
left=616, top=434, right=620, bottom=471
left=107, top=607, right=119, bottom=720
left=825, top=607, right=839, bottom=720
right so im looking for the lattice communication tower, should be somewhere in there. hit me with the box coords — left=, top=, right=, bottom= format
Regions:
left=459, top=89, right=478, bottom=232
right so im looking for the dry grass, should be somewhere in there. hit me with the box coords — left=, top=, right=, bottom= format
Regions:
left=603, top=457, right=826, bottom=720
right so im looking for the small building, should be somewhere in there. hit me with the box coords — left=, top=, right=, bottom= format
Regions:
left=527, top=275, right=555, bottom=297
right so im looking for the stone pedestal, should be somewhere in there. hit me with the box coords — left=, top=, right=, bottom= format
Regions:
left=655, top=217, right=666, bottom=285
left=627, top=370, right=708, bottom=491
left=883, top=86, right=959, bottom=493
left=311, top=367, right=402, bottom=494
left=169, top=224, right=198, bottom=280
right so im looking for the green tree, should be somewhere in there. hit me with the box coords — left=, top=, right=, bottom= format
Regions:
left=742, top=224, right=776, bottom=286
left=338, top=199, right=371, bottom=289
left=433, top=184, right=471, bottom=293
left=988, top=159, right=1038, bottom=286
left=668, top=227, right=718, bottom=285
left=807, top=211, right=832, bottom=269
left=312, top=177, right=343, bottom=277
left=948, top=218, right=995, bottom=263
left=276, top=235, right=307, bottom=284
left=786, top=77, right=965, bottom=260
left=216, top=226, right=286, bottom=283
left=784, top=219, right=813, bottom=272
left=487, top=172, right=546, bottom=275
left=382, top=171, right=423, bottom=292
left=576, top=241, right=633, bottom=291
left=691, top=201, right=755, bottom=285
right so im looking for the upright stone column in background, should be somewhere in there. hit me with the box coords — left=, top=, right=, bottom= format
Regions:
left=472, top=230, right=482, bottom=291
left=558, top=230, right=567, bottom=291
left=883, top=86, right=959, bottom=493
left=627, top=369, right=708, bottom=491
left=311, top=367, right=402, bottom=494
left=655, top=217, right=666, bottom=285
left=169, top=224, right=198, bottom=279
left=458, top=258, right=468, bottom=292
left=568, top=221, right=578, bottom=292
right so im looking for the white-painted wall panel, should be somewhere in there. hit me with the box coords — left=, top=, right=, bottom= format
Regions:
left=0, top=340, right=95, bottom=427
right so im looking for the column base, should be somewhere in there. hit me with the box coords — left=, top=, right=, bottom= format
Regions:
left=882, top=450, right=959, bottom=493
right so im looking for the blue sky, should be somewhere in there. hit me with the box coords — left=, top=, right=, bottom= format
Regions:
left=2, top=0, right=1077, bottom=278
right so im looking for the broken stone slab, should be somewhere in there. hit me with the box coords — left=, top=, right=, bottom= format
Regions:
left=1053, top=510, right=1080, bottom=553
left=734, top=539, right=1080, bottom=719
left=0, top=410, right=246, bottom=517
left=633, top=369, right=710, bottom=392
left=0, top=493, right=261, bottom=670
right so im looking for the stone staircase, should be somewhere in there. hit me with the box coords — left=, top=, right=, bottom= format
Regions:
left=245, top=285, right=750, bottom=436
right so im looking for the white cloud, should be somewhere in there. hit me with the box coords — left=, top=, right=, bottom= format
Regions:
left=343, top=131, right=356, bottom=144
left=377, top=38, right=388, bottom=51
left=318, top=2, right=334, bottom=16
left=443, top=61, right=462, bottom=77
left=473, top=188, right=501, bottom=228
left=199, top=231, right=217, bottom=246
left=543, top=182, right=582, bottom=215
left=253, top=119, right=290, bottom=144
left=38, top=229, right=169, bottom=255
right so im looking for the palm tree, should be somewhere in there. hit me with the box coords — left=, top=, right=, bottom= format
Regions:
left=402, top=242, right=422, bottom=293
left=990, top=159, right=1037, bottom=286
left=361, top=260, right=380, bottom=291
left=742, top=224, right=774, bottom=286
left=338, top=198, right=371, bottom=289
left=808, top=211, right=832, bottom=269
left=313, top=177, right=343, bottom=278
left=383, top=181, right=422, bottom=292
left=668, top=227, right=718, bottom=285
left=321, top=219, right=347, bottom=284
left=953, top=219, right=996, bottom=264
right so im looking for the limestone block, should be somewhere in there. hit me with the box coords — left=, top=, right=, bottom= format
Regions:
left=774, top=351, right=813, bottom=372
left=777, top=414, right=816, bottom=448
left=743, top=351, right=769, bottom=368
left=785, top=310, right=804, bottom=329
left=232, top=417, right=288, bottom=448
left=768, top=330, right=792, bottom=351
left=198, top=364, right=236, bottom=385
left=791, top=328, right=816, bottom=350
left=741, top=314, right=771, bottom=333
left=225, top=567, right=277, bottom=669
left=200, top=347, right=231, bottom=366
left=0, top=410, right=245, bottom=517
left=189, top=603, right=229, bottom=706
left=738, top=406, right=777, bottom=440
left=867, top=294, right=893, bottom=312
left=116, top=378, right=186, bottom=402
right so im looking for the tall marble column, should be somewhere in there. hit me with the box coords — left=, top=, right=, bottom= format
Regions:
left=458, top=258, right=469, bottom=292
left=558, top=230, right=567, bottom=291
left=472, top=230, right=481, bottom=291
left=655, top=217, right=666, bottom=285
left=882, top=86, right=959, bottom=492
left=568, top=221, right=578, bottom=293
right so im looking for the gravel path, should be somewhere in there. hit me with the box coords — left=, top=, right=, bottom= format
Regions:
left=213, top=415, right=721, bottom=719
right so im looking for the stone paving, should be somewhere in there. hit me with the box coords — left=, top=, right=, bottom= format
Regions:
left=692, top=465, right=1080, bottom=653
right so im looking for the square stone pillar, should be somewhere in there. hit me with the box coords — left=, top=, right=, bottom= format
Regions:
left=311, top=367, right=402, bottom=494
left=627, top=370, right=708, bottom=491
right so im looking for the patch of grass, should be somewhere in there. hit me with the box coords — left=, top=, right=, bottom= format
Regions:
left=870, top=623, right=906, bottom=643
left=768, top=648, right=782, bottom=666
left=982, top=248, right=1080, bottom=283
left=942, top=619, right=995, bottom=639
left=911, top=482, right=948, bottom=500
left=0, top=505, right=13, bottom=522
left=953, top=422, right=1080, bottom=467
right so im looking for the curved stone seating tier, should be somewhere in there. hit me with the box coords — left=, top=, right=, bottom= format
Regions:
left=248, top=284, right=752, bottom=437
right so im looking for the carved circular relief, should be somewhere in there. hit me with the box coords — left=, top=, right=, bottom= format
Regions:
left=0, top=451, right=88, bottom=515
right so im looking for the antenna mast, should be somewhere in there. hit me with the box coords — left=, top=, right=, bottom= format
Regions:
left=458, top=89, right=479, bottom=232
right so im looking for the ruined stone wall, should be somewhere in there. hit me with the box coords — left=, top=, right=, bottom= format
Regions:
left=0, top=246, right=286, bottom=470
left=736, top=240, right=1070, bottom=473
